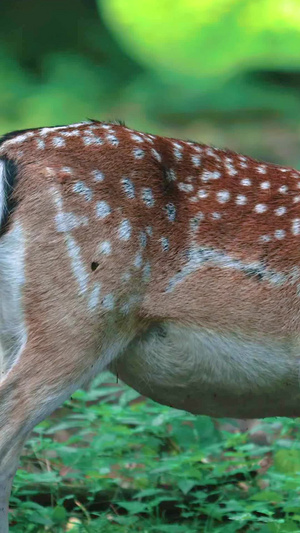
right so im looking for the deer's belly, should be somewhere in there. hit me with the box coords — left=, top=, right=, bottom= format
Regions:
left=112, top=322, right=300, bottom=418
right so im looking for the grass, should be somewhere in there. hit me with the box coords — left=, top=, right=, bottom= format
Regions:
left=9, top=372, right=300, bottom=532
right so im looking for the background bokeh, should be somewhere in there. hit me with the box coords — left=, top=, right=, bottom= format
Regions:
left=2, top=0, right=300, bottom=168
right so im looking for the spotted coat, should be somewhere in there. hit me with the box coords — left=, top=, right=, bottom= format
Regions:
left=1, top=120, right=300, bottom=340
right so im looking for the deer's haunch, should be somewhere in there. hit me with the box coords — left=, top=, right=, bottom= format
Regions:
left=0, top=120, right=300, bottom=530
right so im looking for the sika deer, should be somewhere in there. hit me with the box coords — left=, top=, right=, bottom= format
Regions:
left=1, top=120, right=300, bottom=530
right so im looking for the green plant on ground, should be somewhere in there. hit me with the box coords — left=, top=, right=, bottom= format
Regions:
left=9, top=372, right=300, bottom=532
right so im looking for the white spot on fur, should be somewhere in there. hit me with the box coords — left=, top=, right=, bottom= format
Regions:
left=53, top=137, right=66, bottom=148
left=106, top=134, right=119, bottom=146
left=37, top=139, right=45, bottom=149
left=133, top=148, right=145, bottom=159
left=279, top=185, right=288, bottom=194
left=88, top=284, right=101, bottom=311
left=139, top=231, right=147, bottom=248
left=192, top=145, right=202, bottom=153
left=190, top=212, right=204, bottom=231
left=275, top=206, right=286, bottom=216
left=173, top=142, right=183, bottom=151
left=92, top=170, right=104, bottom=182
left=164, top=203, right=176, bottom=222
left=174, top=147, right=183, bottom=160
left=122, top=178, right=135, bottom=199
left=178, top=183, right=194, bottom=192
left=241, top=178, right=251, bottom=186
left=83, top=135, right=103, bottom=146
left=40, top=127, right=55, bottom=136
left=225, top=159, right=238, bottom=176
left=191, top=155, right=201, bottom=167
left=102, top=293, right=115, bottom=310
left=254, top=203, right=267, bottom=213
left=61, top=129, right=80, bottom=137
left=151, top=148, right=161, bottom=162
left=236, top=194, right=247, bottom=205
left=131, top=134, right=144, bottom=143
left=259, top=234, right=271, bottom=242
left=260, top=181, right=270, bottom=189
left=172, top=141, right=183, bottom=161
left=134, top=252, right=143, bottom=268
left=73, top=181, right=93, bottom=202
left=145, top=135, right=155, bottom=145
left=96, top=201, right=111, bottom=219
left=146, top=226, right=153, bottom=236
left=202, top=170, right=221, bottom=182
left=98, top=241, right=111, bottom=255
left=88, top=124, right=101, bottom=131
left=143, top=262, right=151, bottom=282
left=198, top=189, right=208, bottom=199
left=166, top=168, right=177, bottom=181
left=161, top=236, right=169, bottom=251
left=257, top=165, right=267, bottom=174
left=119, top=219, right=132, bottom=241
left=292, top=218, right=300, bottom=235
left=274, top=229, right=285, bottom=239
left=217, top=190, right=230, bottom=203
left=142, top=188, right=155, bottom=207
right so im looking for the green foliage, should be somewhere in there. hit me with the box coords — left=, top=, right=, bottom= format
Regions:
left=9, top=373, right=300, bottom=532
left=100, top=0, right=300, bottom=78
left=97, top=0, right=300, bottom=128
left=1, top=0, right=300, bottom=149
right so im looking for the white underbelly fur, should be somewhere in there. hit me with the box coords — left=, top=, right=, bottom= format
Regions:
left=112, top=323, right=300, bottom=418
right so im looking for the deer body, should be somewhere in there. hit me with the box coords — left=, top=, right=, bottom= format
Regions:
left=0, top=120, right=300, bottom=530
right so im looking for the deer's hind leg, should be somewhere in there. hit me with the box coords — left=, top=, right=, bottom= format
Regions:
left=0, top=320, right=129, bottom=532
left=0, top=373, right=30, bottom=533
left=0, top=343, right=90, bottom=532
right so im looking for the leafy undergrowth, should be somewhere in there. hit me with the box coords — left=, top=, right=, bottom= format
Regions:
left=10, top=372, right=300, bottom=532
